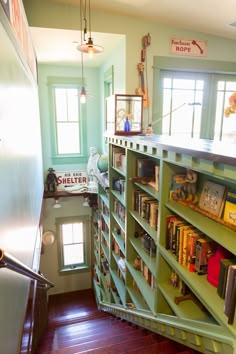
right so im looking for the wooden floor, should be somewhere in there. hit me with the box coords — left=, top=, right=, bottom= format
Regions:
left=34, top=288, right=201, bottom=354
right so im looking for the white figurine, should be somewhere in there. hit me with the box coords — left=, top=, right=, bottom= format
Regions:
left=87, top=146, right=100, bottom=182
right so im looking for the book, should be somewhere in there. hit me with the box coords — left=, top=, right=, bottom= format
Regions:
left=148, top=165, right=160, bottom=192
left=224, top=264, right=236, bottom=318
left=199, top=180, right=226, bottom=217
left=223, top=190, right=236, bottom=226
left=195, top=237, right=216, bottom=275
left=175, top=222, right=189, bottom=262
left=136, top=158, right=155, bottom=178
left=187, top=230, right=204, bottom=272
left=166, top=215, right=180, bottom=250
left=182, top=227, right=197, bottom=267
left=170, top=174, right=186, bottom=201
left=217, top=259, right=236, bottom=299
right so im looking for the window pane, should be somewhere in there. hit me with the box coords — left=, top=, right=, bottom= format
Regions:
left=67, top=89, right=79, bottom=122
left=55, top=88, right=67, bottom=122
left=214, top=80, right=236, bottom=142
left=73, top=223, right=83, bottom=243
left=161, top=74, right=203, bottom=138
left=57, top=122, right=80, bottom=154
left=63, top=244, right=84, bottom=265
left=62, top=224, right=73, bottom=244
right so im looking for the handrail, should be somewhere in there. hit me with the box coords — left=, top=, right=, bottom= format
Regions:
left=0, top=248, right=54, bottom=289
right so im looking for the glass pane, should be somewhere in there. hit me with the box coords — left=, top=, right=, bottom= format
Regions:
left=57, top=122, right=80, bottom=154
left=62, top=224, right=73, bottom=244
left=67, top=89, right=79, bottom=122
left=73, top=223, right=83, bottom=243
left=63, top=244, right=84, bottom=265
left=214, top=80, right=236, bottom=142
left=55, top=88, right=67, bottom=122
left=161, top=73, right=203, bottom=138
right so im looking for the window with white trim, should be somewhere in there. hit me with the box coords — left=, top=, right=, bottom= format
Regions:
left=153, top=57, right=236, bottom=142
left=48, top=77, right=87, bottom=165
left=56, top=216, right=90, bottom=272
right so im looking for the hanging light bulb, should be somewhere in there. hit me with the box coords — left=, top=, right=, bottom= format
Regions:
left=80, top=86, right=87, bottom=104
left=77, top=0, right=104, bottom=56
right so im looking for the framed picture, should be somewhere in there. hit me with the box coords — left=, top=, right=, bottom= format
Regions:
left=199, top=180, right=226, bottom=217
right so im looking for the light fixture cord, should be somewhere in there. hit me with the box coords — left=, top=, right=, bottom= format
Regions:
left=88, top=0, right=92, bottom=38
left=80, top=0, right=85, bottom=87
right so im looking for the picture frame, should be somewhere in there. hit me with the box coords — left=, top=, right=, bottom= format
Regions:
left=199, top=180, right=226, bottom=217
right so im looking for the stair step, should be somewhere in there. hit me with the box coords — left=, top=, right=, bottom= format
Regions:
left=39, top=324, right=147, bottom=352
left=71, top=333, right=167, bottom=354
left=57, top=331, right=156, bottom=354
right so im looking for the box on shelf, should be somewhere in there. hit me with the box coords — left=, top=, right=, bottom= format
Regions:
left=106, top=94, right=143, bottom=135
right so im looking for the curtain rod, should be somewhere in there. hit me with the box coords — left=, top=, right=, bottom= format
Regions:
left=0, top=248, right=54, bottom=289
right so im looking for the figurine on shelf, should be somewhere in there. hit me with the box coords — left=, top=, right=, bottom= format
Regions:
left=46, top=168, right=58, bottom=192
left=185, top=169, right=198, bottom=203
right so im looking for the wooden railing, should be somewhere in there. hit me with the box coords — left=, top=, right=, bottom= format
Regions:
left=0, top=248, right=54, bottom=288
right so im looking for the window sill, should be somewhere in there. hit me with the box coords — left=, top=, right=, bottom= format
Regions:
left=59, top=265, right=90, bottom=274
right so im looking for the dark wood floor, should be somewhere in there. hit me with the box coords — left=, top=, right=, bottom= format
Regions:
left=34, top=288, right=201, bottom=354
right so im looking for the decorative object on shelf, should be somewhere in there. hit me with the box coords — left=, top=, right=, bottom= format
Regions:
left=185, top=169, right=198, bottom=203
left=76, top=0, right=103, bottom=57
left=87, top=146, right=100, bottom=182
left=97, top=154, right=108, bottom=173
left=224, top=92, right=236, bottom=118
left=223, top=190, right=236, bottom=226
left=45, top=167, right=58, bottom=192
left=199, top=180, right=226, bottom=217
left=42, top=231, right=55, bottom=246
left=106, top=94, right=143, bottom=135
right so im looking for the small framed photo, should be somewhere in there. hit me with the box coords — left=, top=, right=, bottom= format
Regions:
left=199, top=180, right=226, bottom=217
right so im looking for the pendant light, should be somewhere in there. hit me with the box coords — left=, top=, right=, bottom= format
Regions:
left=77, top=0, right=103, bottom=58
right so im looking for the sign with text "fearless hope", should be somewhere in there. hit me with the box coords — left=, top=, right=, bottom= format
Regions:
left=55, top=171, right=88, bottom=191
left=170, top=38, right=207, bottom=57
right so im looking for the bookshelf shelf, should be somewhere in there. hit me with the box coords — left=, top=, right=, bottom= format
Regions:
left=92, top=134, right=236, bottom=354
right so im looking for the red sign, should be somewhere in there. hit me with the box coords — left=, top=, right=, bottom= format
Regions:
left=55, top=171, right=88, bottom=191
left=170, top=38, right=207, bottom=57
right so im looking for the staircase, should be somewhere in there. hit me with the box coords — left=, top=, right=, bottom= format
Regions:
left=35, top=289, right=201, bottom=354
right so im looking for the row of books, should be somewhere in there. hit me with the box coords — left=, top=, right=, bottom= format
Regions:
left=133, top=256, right=156, bottom=291
left=114, top=198, right=126, bottom=223
left=133, top=189, right=159, bottom=230
left=112, top=177, right=126, bottom=198
left=166, top=215, right=216, bottom=274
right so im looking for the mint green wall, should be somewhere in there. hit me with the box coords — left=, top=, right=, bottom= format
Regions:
left=23, top=0, right=236, bottom=129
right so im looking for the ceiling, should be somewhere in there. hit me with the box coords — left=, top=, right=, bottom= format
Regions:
left=29, top=0, right=236, bottom=67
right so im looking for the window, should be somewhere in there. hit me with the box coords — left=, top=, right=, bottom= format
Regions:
left=48, top=77, right=87, bottom=164
left=54, top=87, right=80, bottom=154
left=56, top=216, right=90, bottom=272
left=153, top=57, right=236, bottom=142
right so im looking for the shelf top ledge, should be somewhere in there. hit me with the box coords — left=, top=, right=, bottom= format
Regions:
left=105, top=133, right=236, bottom=166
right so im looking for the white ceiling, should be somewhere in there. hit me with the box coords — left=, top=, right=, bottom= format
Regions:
left=29, top=0, right=236, bottom=67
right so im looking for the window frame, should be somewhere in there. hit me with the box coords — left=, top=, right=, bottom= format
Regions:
left=56, top=215, right=90, bottom=273
left=48, top=76, right=88, bottom=165
left=153, top=56, right=236, bottom=140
